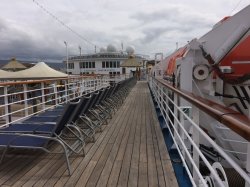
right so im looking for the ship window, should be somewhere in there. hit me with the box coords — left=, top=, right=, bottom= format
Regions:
left=102, top=61, right=105, bottom=68
left=68, top=63, right=74, bottom=69
left=80, top=62, right=86, bottom=69
left=109, top=61, right=113, bottom=68
left=89, top=62, right=92, bottom=68
left=117, top=61, right=120, bottom=68
left=106, top=61, right=109, bottom=68
left=113, top=61, right=117, bottom=68
left=92, top=62, right=95, bottom=68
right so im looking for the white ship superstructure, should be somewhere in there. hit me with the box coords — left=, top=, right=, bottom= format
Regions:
left=65, top=44, right=147, bottom=75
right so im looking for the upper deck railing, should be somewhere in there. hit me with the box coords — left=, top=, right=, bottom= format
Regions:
left=149, top=76, right=250, bottom=187
left=0, top=74, right=125, bottom=127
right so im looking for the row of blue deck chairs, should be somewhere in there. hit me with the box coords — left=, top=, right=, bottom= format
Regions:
left=0, top=77, right=137, bottom=175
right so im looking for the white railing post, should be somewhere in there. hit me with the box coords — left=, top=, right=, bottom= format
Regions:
left=23, top=84, right=29, bottom=116
left=159, top=85, right=163, bottom=110
left=173, top=90, right=178, bottom=141
left=192, top=105, right=200, bottom=185
left=53, top=81, right=58, bottom=105
left=179, top=109, right=186, bottom=160
left=246, top=143, right=250, bottom=187
left=64, top=80, right=68, bottom=102
left=41, top=82, right=45, bottom=110
left=4, top=86, right=9, bottom=124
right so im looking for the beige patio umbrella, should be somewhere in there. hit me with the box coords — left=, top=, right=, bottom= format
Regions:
left=1, top=58, right=27, bottom=71
left=120, top=56, right=142, bottom=67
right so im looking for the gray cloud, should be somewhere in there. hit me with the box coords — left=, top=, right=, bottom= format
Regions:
left=0, top=0, right=249, bottom=60
left=0, top=18, right=65, bottom=60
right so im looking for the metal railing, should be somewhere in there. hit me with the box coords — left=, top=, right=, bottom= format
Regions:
left=149, top=76, right=250, bottom=187
left=0, top=75, right=123, bottom=127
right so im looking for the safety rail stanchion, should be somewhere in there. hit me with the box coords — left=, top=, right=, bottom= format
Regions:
left=64, top=80, right=68, bottom=103
left=149, top=76, right=250, bottom=187
left=23, top=84, right=29, bottom=117
left=41, top=82, right=46, bottom=110
left=53, top=81, right=58, bottom=105
left=247, top=143, right=250, bottom=187
left=192, top=105, right=200, bottom=185
left=4, top=86, right=9, bottom=124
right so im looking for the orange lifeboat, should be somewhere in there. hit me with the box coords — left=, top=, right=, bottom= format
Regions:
left=165, top=47, right=187, bottom=76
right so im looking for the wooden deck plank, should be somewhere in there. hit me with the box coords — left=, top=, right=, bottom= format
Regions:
left=63, top=91, right=135, bottom=187
left=21, top=146, right=65, bottom=187
left=138, top=88, right=149, bottom=187
left=145, top=93, right=159, bottom=187
left=0, top=154, right=38, bottom=186
left=81, top=96, right=136, bottom=187
left=0, top=82, right=178, bottom=187
left=85, top=143, right=113, bottom=187
left=7, top=150, right=57, bottom=187
left=95, top=94, right=137, bottom=187
left=64, top=110, right=131, bottom=186
left=127, top=89, right=142, bottom=187
left=148, top=87, right=178, bottom=187
left=106, top=105, right=136, bottom=186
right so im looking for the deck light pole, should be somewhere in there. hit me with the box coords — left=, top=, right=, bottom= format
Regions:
left=79, top=46, right=82, bottom=56
left=64, top=41, right=68, bottom=74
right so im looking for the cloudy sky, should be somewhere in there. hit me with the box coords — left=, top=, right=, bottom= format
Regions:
left=0, top=0, right=249, bottom=61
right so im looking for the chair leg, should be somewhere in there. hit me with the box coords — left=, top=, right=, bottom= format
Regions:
left=64, top=152, right=72, bottom=175
left=0, top=147, right=8, bottom=164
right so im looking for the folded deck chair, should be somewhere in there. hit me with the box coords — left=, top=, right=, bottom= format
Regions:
left=66, top=93, right=96, bottom=142
left=83, top=90, right=107, bottom=132
left=0, top=100, right=81, bottom=134
left=70, top=91, right=103, bottom=133
left=89, top=87, right=113, bottom=122
left=0, top=100, right=84, bottom=175
left=21, top=94, right=84, bottom=123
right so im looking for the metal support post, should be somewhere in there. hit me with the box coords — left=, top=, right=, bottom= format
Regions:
left=192, top=105, right=200, bottom=185
left=23, top=84, right=28, bottom=116
left=53, top=82, right=58, bottom=105
left=4, top=86, right=9, bottom=124
left=246, top=142, right=250, bottom=187
left=41, top=82, right=45, bottom=110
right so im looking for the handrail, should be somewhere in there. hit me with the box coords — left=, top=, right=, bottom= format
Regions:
left=0, top=75, right=97, bottom=86
left=0, top=74, right=125, bottom=87
left=156, top=78, right=250, bottom=141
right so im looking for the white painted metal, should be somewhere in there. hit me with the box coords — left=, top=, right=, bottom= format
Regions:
left=192, top=105, right=200, bottom=185
left=198, top=5, right=250, bottom=63
left=4, top=87, right=9, bottom=124
left=246, top=143, right=250, bottom=187
left=23, top=84, right=28, bottom=117
left=150, top=77, right=250, bottom=187
left=41, top=82, right=46, bottom=110
left=0, top=76, right=114, bottom=128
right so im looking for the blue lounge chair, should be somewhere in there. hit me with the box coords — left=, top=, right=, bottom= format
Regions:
left=0, top=100, right=84, bottom=175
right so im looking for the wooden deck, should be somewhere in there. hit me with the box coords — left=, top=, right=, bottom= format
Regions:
left=0, top=81, right=178, bottom=187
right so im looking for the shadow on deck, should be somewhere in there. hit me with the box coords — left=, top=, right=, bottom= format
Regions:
left=0, top=81, right=178, bottom=187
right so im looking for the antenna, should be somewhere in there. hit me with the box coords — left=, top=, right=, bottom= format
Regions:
left=33, top=0, right=99, bottom=50
left=79, top=46, right=82, bottom=56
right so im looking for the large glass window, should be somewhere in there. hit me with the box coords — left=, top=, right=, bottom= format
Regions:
left=102, top=61, right=105, bottom=68
left=106, top=61, right=109, bottom=68
left=117, top=61, right=120, bottom=68
left=80, top=62, right=86, bottom=69
left=92, top=62, right=95, bottom=68
left=68, top=63, right=74, bottom=69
